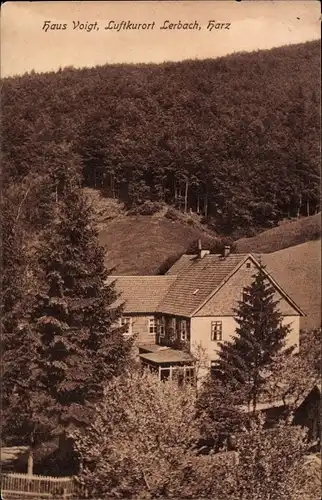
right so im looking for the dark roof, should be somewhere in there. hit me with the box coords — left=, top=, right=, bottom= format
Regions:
left=158, top=253, right=249, bottom=317
left=107, top=276, right=176, bottom=313
left=140, top=347, right=195, bottom=364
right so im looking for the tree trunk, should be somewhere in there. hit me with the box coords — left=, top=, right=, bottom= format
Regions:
left=197, top=190, right=200, bottom=214
left=111, top=174, right=115, bottom=198
left=184, top=178, right=188, bottom=213
left=296, top=193, right=302, bottom=218
left=306, top=199, right=310, bottom=216
left=204, top=191, right=208, bottom=218
left=94, top=167, right=97, bottom=189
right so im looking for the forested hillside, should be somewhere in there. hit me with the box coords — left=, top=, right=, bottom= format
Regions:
left=2, top=40, right=320, bottom=239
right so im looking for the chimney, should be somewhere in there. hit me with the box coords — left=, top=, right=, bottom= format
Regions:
left=200, top=249, right=210, bottom=258
left=198, top=239, right=210, bottom=259
left=224, top=245, right=231, bottom=257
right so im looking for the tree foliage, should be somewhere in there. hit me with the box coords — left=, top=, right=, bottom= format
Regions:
left=213, top=265, right=293, bottom=411
left=0, top=197, right=48, bottom=447
left=1, top=156, right=133, bottom=462
left=30, top=166, right=133, bottom=440
left=2, top=40, right=320, bottom=238
left=74, top=371, right=315, bottom=500
left=73, top=370, right=200, bottom=498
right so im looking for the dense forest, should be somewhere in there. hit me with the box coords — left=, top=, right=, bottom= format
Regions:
left=2, top=40, right=320, bottom=237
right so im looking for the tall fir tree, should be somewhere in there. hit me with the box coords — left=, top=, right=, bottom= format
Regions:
left=1, top=196, right=52, bottom=460
left=30, top=157, right=133, bottom=452
left=213, top=264, right=293, bottom=412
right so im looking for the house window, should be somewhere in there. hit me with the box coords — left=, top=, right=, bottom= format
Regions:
left=241, top=287, right=249, bottom=303
left=148, top=317, right=157, bottom=335
left=211, top=321, right=222, bottom=341
left=246, top=262, right=251, bottom=269
left=119, top=316, right=132, bottom=336
left=180, top=319, right=188, bottom=341
left=159, top=317, right=165, bottom=338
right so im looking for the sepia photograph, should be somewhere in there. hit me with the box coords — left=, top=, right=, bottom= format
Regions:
left=1, top=1, right=321, bottom=498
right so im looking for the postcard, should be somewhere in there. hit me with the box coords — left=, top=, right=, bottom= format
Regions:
left=1, top=1, right=321, bottom=499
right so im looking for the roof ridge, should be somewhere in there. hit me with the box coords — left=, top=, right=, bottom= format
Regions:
left=110, top=275, right=177, bottom=278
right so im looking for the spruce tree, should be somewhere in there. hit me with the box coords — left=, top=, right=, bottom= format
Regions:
left=31, top=161, right=132, bottom=444
left=214, top=264, right=292, bottom=412
left=1, top=197, right=52, bottom=456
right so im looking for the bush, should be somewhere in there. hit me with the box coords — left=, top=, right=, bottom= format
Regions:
left=186, top=236, right=236, bottom=255
left=73, top=367, right=316, bottom=500
left=129, top=201, right=163, bottom=216
left=157, top=252, right=183, bottom=275
left=164, top=207, right=179, bottom=221
left=73, top=371, right=200, bottom=499
left=235, top=419, right=312, bottom=500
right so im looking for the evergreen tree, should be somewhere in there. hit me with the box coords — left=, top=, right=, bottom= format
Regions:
left=1, top=197, right=51, bottom=459
left=31, top=165, right=133, bottom=447
left=213, top=265, right=293, bottom=412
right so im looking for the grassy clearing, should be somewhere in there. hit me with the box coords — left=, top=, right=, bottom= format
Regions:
left=99, top=216, right=213, bottom=275
left=262, top=239, right=321, bottom=330
left=235, top=213, right=321, bottom=253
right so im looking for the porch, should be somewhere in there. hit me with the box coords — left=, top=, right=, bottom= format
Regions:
left=139, top=344, right=196, bottom=384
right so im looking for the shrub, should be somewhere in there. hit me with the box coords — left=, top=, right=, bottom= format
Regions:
left=164, top=207, right=179, bottom=221
left=235, top=419, right=312, bottom=500
left=73, top=370, right=200, bottom=499
left=73, top=368, right=315, bottom=500
left=129, top=201, right=163, bottom=216
left=186, top=236, right=236, bottom=255
left=157, top=252, right=183, bottom=275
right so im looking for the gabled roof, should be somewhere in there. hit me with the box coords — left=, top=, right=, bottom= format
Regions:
left=192, top=253, right=305, bottom=317
left=107, top=252, right=304, bottom=318
left=107, top=276, right=177, bottom=314
left=160, top=252, right=304, bottom=317
left=158, top=253, right=250, bottom=317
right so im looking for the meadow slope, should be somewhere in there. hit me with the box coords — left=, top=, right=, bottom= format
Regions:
left=235, top=213, right=321, bottom=253
left=261, top=239, right=321, bottom=330
left=99, top=216, right=213, bottom=276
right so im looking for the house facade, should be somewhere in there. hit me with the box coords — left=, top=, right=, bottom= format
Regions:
left=110, top=246, right=304, bottom=383
left=106, top=275, right=177, bottom=346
